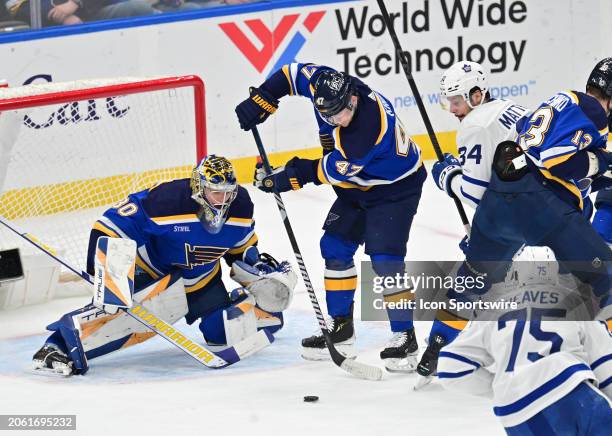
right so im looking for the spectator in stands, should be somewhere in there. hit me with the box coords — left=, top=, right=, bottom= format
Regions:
left=5, top=0, right=260, bottom=29
left=7, top=0, right=83, bottom=26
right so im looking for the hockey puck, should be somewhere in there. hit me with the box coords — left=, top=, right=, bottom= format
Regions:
left=303, top=396, right=319, bottom=402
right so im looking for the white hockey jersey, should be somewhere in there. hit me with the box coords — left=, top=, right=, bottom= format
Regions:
left=450, top=99, right=530, bottom=209
left=438, top=320, right=612, bottom=428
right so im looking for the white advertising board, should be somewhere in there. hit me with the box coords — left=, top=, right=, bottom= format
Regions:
left=0, top=0, right=610, bottom=160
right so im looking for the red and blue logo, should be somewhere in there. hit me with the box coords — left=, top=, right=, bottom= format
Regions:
left=219, top=11, right=326, bottom=77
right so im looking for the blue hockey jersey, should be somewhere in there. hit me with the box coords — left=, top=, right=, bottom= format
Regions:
left=262, top=63, right=424, bottom=201
left=518, top=90, right=609, bottom=209
left=89, top=179, right=257, bottom=294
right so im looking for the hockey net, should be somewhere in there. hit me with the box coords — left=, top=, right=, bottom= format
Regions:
left=0, top=76, right=206, bottom=282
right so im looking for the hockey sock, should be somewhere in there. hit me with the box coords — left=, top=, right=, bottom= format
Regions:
left=320, top=233, right=359, bottom=318
left=324, top=262, right=357, bottom=318
left=372, top=254, right=414, bottom=332
left=428, top=318, right=465, bottom=344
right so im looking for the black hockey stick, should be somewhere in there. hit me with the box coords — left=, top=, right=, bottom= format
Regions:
left=251, top=126, right=383, bottom=381
left=375, top=0, right=471, bottom=235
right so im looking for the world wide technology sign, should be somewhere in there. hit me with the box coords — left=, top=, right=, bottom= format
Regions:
left=0, top=0, right=609, bottom=159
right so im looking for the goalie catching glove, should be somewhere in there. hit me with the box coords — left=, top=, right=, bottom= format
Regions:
left=230, top=246, right=297, bottom=312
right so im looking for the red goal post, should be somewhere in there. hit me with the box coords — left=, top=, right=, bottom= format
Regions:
left=0, top=75, right=207, bottom=275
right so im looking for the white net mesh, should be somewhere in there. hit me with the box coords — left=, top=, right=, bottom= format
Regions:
left=0, top=76, right=205, bottom=273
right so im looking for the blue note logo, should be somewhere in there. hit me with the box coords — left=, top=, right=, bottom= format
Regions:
left=175, top=244, right=228, bottom=269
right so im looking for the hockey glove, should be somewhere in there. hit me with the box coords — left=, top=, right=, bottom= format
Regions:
left=254, top=157, right=306, bottom=193
left=432, top=153, right=462, bottom=196
left=235, top=86, right=279, bottom=131
left=592, top=148, right=612, bottom=178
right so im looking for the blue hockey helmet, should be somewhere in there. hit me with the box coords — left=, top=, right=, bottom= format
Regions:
left=191, top=155, right=238, bottom=234
left=313, top=70, right=355, bottom=125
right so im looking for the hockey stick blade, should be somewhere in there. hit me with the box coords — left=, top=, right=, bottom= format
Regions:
left=340, top=358, right=384, bottom=381
left=325, top=333, right=383, bottom=381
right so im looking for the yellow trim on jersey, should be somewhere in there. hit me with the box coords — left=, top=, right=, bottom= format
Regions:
left=334, top=128, right=348, bottom=159
left=324, top=276, right=358, bottom=291
left=226, top=217, right=253, bottom=225
left=93, top=221, right=119, bottom=238
left=564, top=90, right=579, bottom=104
left=317, top=159, right=330, bottom=184
left=538, top=168, right=583, bottom=209
left=282, top=65, right=294, bottom=96
left=227, top=233, right=259, bottom=255
left=599, top=126, right=610, bottom=136
left=151, top=214, right=198, bottom=224
left=301, top=65, right=315, bottom=79
left=135, top=255, right=160, bottom=280
left=374, top=94, right=388, bottom=145
left=542, top=152, right=575, bottom=169
left=184, top=262, right=221, bottom=293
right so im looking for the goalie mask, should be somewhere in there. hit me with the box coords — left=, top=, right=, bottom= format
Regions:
left=191, top=155, right=238, bottom=234
left=440, top=61, right=489, bottom=110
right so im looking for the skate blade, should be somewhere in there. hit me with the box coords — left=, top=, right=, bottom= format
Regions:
left=301, top=344, right=356, bottom=361
left=383, top=356, right=418, bottom=373
left=414, top=375, right=433, bottom=390
left=31, top=362, right=72, bottom=377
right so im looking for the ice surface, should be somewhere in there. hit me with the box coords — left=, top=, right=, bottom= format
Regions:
left=0, top=164, right=502, bottom=435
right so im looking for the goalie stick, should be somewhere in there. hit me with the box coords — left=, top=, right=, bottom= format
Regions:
left=0, top=216, right=272, bottom=370
left=375, top=0, right=471, bottom=236
left=251, top=126, right=383, bottom=381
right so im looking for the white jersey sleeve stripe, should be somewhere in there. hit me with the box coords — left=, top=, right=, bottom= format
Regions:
left=591, top=353, right=612, bottom=370
left=439, top=350, right=482, bottom=368
left=492, top=363, right=591, bottom=417
left=463, top=174, right=489, bottom=188
left=438, top=368, right=477, bottom=378
left=541, top=147, right=576, bottom=163
left=460, top=187, right=481, bottom=206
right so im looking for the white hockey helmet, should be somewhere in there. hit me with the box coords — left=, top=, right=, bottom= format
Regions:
left=440, top=61, right=489, bottom=109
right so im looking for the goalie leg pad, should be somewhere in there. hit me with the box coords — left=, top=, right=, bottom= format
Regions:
left=199, top=290, right=258, bottom=347
left=39, top=273, right=187, bottom=374
left=229, top=289, right=284, bottom=334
